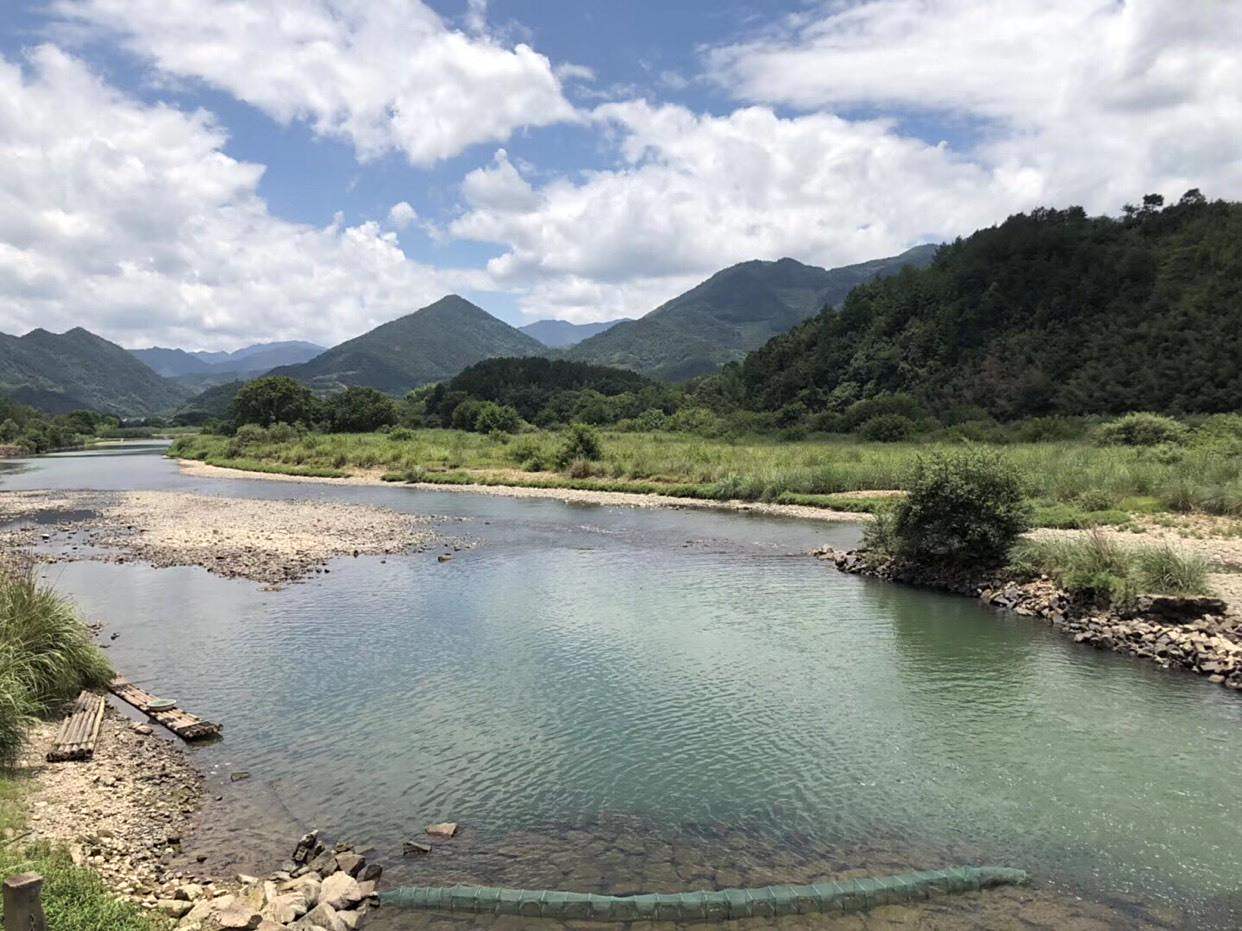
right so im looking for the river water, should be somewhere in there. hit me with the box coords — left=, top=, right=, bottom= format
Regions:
left=2, top=444, right=1241, bottom=927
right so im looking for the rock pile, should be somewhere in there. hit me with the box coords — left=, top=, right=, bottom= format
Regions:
left=174, top=832, right=381, bottom=931
left=818, top=547, right=1242, bottom=692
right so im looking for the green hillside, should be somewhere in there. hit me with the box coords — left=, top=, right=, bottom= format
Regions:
left=736, top=192, right=1242, bottom=418
left=0, top=327, right=188, bottom=416
left=271, top=295, right=546, bottom=394
left=567, top=246, right=937, bottom=380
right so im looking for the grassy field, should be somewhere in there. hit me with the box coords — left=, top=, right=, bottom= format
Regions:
left=171, top=428, right=1242, bottom=528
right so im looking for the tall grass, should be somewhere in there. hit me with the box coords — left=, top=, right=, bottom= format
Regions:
left=1008, top=532, right=1211, bottom=608
left=171, top=428, right=1242, bottom=520
left=0, top=568, right=112, bottom=764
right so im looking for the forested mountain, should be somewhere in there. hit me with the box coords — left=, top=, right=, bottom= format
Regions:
left=567, top=246, right=938, bottom=381
left=735, top=193, right=1242, bottom=418
left=0, top=327, right=188, bottom=416
left=519, top=318, right=630, bottom=348
left=270, top=295, right=545, bottom=393
left=131, top=340, right=324, bottom=378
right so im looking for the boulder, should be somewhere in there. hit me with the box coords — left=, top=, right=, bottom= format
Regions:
left=211, top=902, right=262, bottom=930
left=296, top=902, right=347, bottom=931
left=320, top=871, right=363, bottom=910
left=157, top=899, right=194, bottom=918
left=261, top=892, right=309, bottom=924
left=333, top=851, right=364, bottom=877
left=425, top=822, right=458, bottom=838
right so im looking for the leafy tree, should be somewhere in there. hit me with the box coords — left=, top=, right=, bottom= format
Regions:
left=231, top=376, right=315, bottom=427
left=326, top=386, right=398, bottom=433
left=1094, top=412, right=1188, bottom=447
left=555, top=423, right=602, bottom=467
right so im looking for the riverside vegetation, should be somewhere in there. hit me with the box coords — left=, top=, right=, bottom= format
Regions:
left=0, top=567, right=166, bottom=931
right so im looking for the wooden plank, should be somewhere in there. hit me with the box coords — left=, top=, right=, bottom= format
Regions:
left=47, top=692, right=105, bottom=762
left=107, top=676, right=222, bottom=742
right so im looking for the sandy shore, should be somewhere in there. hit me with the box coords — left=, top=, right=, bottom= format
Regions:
left=0, top=489, right=461, bottom=587
left=176, top=458, right=869, bottom=523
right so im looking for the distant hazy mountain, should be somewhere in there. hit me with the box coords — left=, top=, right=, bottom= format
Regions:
left=0, top=327, right=189, bottom=416
left=567, top=245, right=939, bottom=380
left=131, top=340, right=324, bottom=378
left=271, top=295, right=546, bottom=393
left=519, top=318, right=630, bottom=348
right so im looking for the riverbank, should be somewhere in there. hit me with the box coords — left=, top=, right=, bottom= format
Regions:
left=820, top=547, right=1242, bottom=692
left=0, top=489, right=460, bottom=587
left=176, top=457, right=868, bottom=522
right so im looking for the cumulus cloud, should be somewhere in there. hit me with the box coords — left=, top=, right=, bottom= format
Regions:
left=707, top=0, right=1242, bottom=209
left=52, top=0, right=578, bottom=165
left=0, top=46, right=480, bottom=349
left=451, top=103, right=1016, bottom=322
left=387, top=201, right=417, bottom=230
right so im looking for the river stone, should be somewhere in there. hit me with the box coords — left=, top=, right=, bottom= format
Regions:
left=261, top=892, right=309, bottom=924
left=358, top=862, right=382, bottom=882
left=210, top=902, right=261, bottom=929
left=426, top=821, right=458, bottom=838
left=279, top=876, right=321, bottom=907
left=320, top=871, right=363, bottom=909
left=178, top=899, right=215, bottom=927
left=334, top=851, right=364, bottom=877
left=297, top=902, right=347, bottom=931
left=157, top=899, right=194, bottom=918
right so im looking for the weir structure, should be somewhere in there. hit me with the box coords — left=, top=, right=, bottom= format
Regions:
left=381, top=865, right=1028, bottom=921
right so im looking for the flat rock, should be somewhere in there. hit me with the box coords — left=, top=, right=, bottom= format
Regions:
left=157, top=899, right=194, bottom=918
left=211, top=902, right=262, bottom=929
left=319, top=871, right=363, bottom=910
left=425, top=821, right=458, bottom=838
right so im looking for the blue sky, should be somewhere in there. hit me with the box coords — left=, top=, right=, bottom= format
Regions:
left=0, top=1, right=1238, bottom=349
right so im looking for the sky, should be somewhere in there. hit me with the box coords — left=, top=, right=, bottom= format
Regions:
left=1, top=0, right=1239, bottom=351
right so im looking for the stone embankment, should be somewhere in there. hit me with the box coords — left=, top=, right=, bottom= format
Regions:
left=171, top=831, right=380, bottom=931
left=819, top=547, right=1242, bottom=691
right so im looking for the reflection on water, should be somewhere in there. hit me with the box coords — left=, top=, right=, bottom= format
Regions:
left=6, top=447, right=1242, bottom=927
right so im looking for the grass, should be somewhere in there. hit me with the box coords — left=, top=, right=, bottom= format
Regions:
left=170, top=427, right=1242, bottom=525
left=1008, top=531, right=1212, bottom=608
left=0, top=572, right=161, bottom=930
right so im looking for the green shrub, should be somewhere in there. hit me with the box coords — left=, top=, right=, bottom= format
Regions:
left=474, top=402, right=522, bottom=434
left=555, top=423, right=602, bottom=468
left=387, top=427, right=415, bottom=442
left=861, top=505, right=900, bottom=560
left=841, top=393, right=926, bottom=430
left=857, top=414, right=918, bottom=442
left=889, top=449, right=1030, bottom=567
left=1095, top=412, right=1188, bottom=447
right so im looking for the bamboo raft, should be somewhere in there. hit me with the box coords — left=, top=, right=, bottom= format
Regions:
left=47, top=691, right=106, bottom=762
left=108, top=676, right=222, bottom=741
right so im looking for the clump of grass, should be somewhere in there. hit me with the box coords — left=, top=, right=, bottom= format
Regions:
left=0, top=568, right=112, bottom=764
left=1009, top=531, right=1211, bottom=608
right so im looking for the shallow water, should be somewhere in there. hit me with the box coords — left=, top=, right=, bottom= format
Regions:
left=4, top=446, right=1242, bottom=927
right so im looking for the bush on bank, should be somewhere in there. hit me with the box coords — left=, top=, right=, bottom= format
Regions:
left=885, top=449, right=1031, bottom=568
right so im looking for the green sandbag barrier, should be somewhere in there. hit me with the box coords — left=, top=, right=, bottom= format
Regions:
left=380, top=865, right=1027, bottom=921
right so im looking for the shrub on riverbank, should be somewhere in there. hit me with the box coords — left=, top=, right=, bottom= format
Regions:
left=1095, top=412, right=1189, bottom=447
left=0, top=568, right=112, bottom=763
left=1009, top=532, right=1211, bottom=608
left=888, top=450, right=1030, bottom=567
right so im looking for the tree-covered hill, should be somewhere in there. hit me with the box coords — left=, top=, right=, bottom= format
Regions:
left=0, top=327, right=189, bottom=416
left=567, top=246, right=937, bottom=381
left=736, top=192, right=1242, bottom=419
left=270, top=295, right=545, bottom=394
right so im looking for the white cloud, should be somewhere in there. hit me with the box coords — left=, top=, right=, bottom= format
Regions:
left=52, top=0, right=578, bottom=165
left=0, top=46, right=481, bottom=349
left=707, top=0, right=1242, bottom=210
left=387, top=201, right=417, bottom=229
left=450, top=103, right=1016, bottom=322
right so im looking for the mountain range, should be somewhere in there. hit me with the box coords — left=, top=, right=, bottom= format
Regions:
left=738, top=195, right=1241, bottom=418
left=268, top=295, right=545, bottom=394
left=130, top=341, right=324, bottom=378
left=0, top=327, right=189, bottom=416
left=519, top=318, right=629, bottom=348
left=566, top=246, right=938, bottom=381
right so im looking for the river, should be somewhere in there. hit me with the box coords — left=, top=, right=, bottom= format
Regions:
left=3, top=443, right=1240, bottom=928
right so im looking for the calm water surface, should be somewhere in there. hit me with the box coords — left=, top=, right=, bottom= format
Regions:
left=3, top=445, right=1241, bottom=926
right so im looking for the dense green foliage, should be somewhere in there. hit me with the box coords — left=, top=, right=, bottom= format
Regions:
left=1094, top=412, right=1189, bottom=447
left=270, top=295, right=545, bottom=394
left=1009, top=533, right=1211, bottom=608
left=0, top=567, right=112, bottom=764
left=0, top=327, right=188, bottom=417
left=568, top=247, right=936, bottom=380
left=737, top=193, right=1242, bottom=418
left=415, top=357, right=671, bottom=430
left=230, top=376, right=316, bottom=427
left=884, top=450, right=1031, bottom=567
left=0, top=398, right=115, bottom=453
left=324, top=386, right=398, bottom=433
